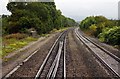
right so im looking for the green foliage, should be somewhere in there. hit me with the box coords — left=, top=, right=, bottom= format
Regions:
left=80, top=16, right=108, bottom=37
left=3, top=2, right=76, bottom=35
left=89, top=24, right=97, bottom=32
left=79, top=16, right=120, bottom=45
left=2, top=2, right=76, bottom=57
left=2, top=35, right=37, bottom=57
left=89, top=24, right=97, bottom=36
left=80, top=16, right=108, bottom=29
left=118, top=20, right=120, bottom=26
left=99, top=26, right=120, bottom=45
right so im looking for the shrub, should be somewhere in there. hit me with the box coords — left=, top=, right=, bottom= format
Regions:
left=99, top=26, right=120, bottom=45
left=80, top=16, right=108, bottom=29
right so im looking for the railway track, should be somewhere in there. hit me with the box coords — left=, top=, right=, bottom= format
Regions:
left=75, top=28, right=120, bottom=78
left=3, top=30, right=67, bottom=79
left=3, top=27, right=120, bottom=78
left=78, top=29, right=120, bottom=62
left=35, top=31, right=67, bottom=79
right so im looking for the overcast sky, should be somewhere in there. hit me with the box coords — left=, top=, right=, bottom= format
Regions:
left=0, top=0, right=120, bottom=21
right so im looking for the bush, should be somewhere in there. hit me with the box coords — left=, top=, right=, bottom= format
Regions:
left=5, top=2, right=76, bottom=35
left=80, top=16, right=108, bottom=29
left=99, top=26, right=120, bottom=45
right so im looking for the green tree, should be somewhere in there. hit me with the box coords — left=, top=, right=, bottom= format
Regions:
left=4, top=2, right=76, bottom=35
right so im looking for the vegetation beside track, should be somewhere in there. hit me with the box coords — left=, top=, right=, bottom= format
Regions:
left=1, top=2, right=77, bottom=57
left=2, top=27, right=69, bottom=58
left=79, top=16, right=120, bottom=48
left=2, top=33, right=37, bottom=58
left=2, top=2, right=76, bottom=35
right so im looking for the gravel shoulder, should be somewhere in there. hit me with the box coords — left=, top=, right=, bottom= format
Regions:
left=2, top=32, right=61, bottom=77
left=66, top=28, right=111, bottom=78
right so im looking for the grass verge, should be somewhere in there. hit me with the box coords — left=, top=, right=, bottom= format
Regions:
left=2, top=34, right=37, bottom=58
left=2, top=27, right=69, bottom=58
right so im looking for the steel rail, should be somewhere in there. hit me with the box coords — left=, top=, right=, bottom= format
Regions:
left=75, top=28, right=120, bottom=78
left=46, top=41, right=63, bottom=79
left=51, top=41, right=63, bottom=79
left=35, top=31, right=66, bottom=79
left=78, top=29, right=120, bottom=62
left=3, top=31, right=67, bottom=79
left=63, top=36, right=67, bottom=79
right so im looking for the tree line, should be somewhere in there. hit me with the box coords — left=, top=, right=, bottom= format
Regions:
left=79, top=16, right=120, bottom=46
left=2, top=2, right=76, bottom=35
